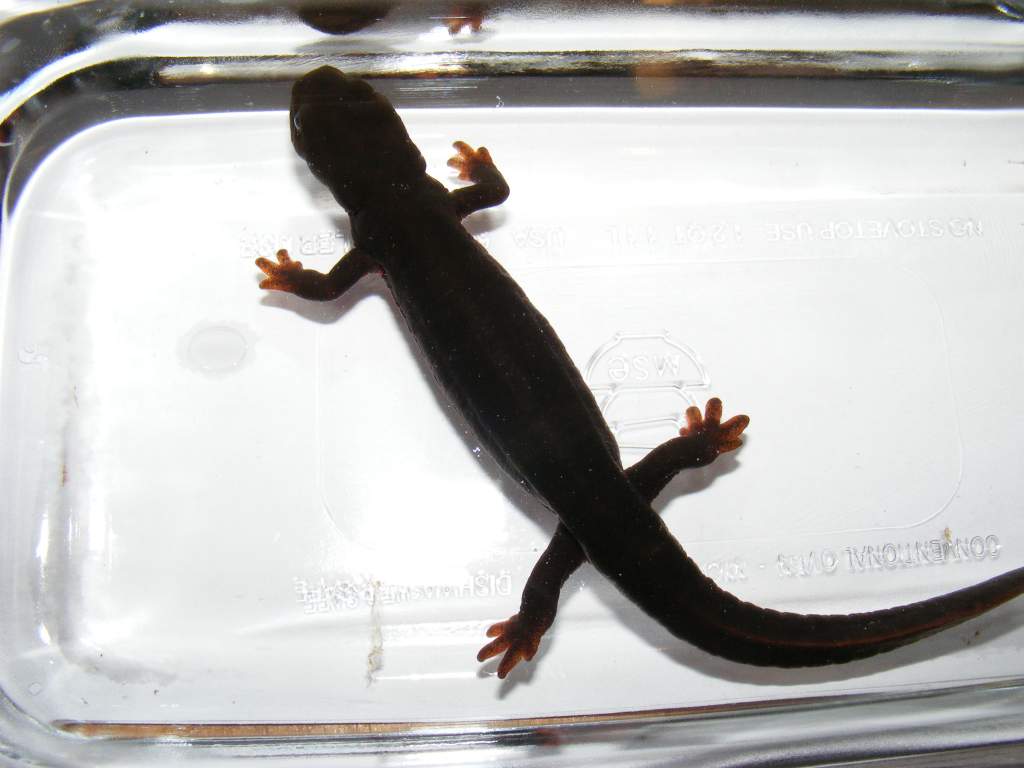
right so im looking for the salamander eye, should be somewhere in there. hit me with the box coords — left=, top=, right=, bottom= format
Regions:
left=292, top=113, right=302, bottom=133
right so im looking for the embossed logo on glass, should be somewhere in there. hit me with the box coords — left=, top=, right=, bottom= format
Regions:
left=585, top=331, right=709, bottom=452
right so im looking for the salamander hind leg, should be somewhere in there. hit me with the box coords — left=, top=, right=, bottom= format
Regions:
left=478, top=399, right=749, bottom=679
left=448, top=140, right=510, bottom=218
left=627, top=398, right=750, bottom=500
left=476, top=527, right=581, bottom=679
left=477, top=612, right=550, bottom=680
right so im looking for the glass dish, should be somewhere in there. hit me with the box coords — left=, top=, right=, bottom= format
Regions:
left=2, top=1, right=1024, bottom=765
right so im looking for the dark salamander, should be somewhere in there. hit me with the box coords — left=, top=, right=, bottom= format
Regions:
left=258, top=66, right=1024, bottom=679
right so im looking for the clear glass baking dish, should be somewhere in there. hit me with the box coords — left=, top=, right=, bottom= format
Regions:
left=2, top=0, right=1024, bottom=765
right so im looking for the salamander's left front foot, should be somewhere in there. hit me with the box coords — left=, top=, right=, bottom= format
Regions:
left=256, top=249, right=308, bottom=294
left=477, top=610, right=552, bottom=679
left=448, top=141, right=510, bottom=218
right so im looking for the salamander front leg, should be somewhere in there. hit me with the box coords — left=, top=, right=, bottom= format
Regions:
left=479, top=399, right=749, bottom=678
left=448, top=141, right=510, bottom=219
left=256, top=247, right=377, bottom=301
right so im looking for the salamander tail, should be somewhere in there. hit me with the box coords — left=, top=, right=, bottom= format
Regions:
left=571, top=486, right=1024, bottom=667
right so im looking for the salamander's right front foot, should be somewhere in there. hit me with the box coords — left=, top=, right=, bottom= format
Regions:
left=448, top=141, right=498, bottom=183
left=680, top=397, right=750, bottom=466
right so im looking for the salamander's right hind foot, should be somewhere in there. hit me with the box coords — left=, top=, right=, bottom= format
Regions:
left=680, top=397, right=749, bottom=466
left=625, top=397, right=749, bottom=500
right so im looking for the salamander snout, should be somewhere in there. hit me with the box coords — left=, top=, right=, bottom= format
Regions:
left=293, top=66, right=375, bottom=109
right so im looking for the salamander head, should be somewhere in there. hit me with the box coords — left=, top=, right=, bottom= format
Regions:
left=290, top=66, right=426, bottom=213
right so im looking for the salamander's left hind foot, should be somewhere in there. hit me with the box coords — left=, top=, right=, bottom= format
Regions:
left=477, top=609, right=553, bottom=679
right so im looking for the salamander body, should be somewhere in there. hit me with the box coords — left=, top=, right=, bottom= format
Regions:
left=257, top=67, right=1024, bottom=677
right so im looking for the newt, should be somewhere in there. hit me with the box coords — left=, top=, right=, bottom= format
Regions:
left=257, top=66, right=1024, bottom=678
